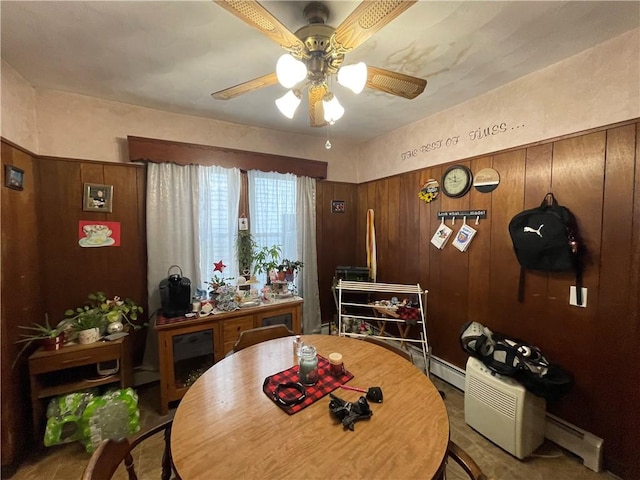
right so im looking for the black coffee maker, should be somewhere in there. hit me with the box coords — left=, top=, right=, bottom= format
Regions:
left=159, top=265, right=191, bottom=318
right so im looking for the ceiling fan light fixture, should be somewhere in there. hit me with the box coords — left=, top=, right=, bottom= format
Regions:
left=276, top=54, right=307, bottom=89
left=275, top=89, right=302, bottom=119
left=322, top=92, right=344, bottom=124
left=337, top=62, right=367, bottom=94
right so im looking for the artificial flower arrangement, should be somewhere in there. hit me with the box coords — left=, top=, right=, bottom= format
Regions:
left=206, top=260, right=233, bottom=295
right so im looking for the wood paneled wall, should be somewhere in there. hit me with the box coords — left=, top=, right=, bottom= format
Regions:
left=35, top=157, right=148, bottom=363
left=3, top=119, right=638, bottom=477
left=1, top=142, right=44, bottom=468
left=1, top=142, right=148, bottom=468
left=317, top=121, right=639, bottom=478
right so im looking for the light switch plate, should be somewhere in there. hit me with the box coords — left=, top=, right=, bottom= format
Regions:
left=569, top=286, right=587, bottom=307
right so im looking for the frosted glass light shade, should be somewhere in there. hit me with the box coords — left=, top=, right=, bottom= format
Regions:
left=276, top=54, right=307, bottom=88
left=275, top=90, right=302, bottom=119
left=323, top=93, right=344, bottom=123
left=337, top=62, right=367, bottom=94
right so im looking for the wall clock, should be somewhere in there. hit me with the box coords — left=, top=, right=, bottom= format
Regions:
left=441, top=165, right=473, bottom=198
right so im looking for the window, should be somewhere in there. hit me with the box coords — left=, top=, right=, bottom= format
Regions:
left=198, top=166, right=241, bottom=290
left=248, top=171, right=297, bottom=282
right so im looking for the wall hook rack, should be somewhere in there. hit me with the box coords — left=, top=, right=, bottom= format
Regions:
left=437, top=210, right=487, bottom=220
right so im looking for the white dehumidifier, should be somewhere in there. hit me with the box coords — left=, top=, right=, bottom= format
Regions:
left=464, top=356, right=546, bottom=459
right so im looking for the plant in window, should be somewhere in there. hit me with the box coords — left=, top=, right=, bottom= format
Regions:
left=206, top=260, right=233, bottom=296
left=278, top=259, right=304, bottom=281
left=252, top=244, right=282, bottom=282
left=237, top=230, right=257, bottom=276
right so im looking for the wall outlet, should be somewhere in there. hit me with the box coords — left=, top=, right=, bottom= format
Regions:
left=569, top=286, right=587, bottom=307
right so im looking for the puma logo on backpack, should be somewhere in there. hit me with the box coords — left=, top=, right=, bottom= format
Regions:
left=523, top=225, right=544, bottom=237
left=508, top=193, right=583, bottom=305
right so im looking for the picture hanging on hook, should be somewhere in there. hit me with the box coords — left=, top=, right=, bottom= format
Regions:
left=238, top=216, right=248, bottom=231
left=430, top=217, right=453, bottom=249
left=452, top=221, right=477, bottom=252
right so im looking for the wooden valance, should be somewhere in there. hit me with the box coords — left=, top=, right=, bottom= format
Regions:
left=127, top=136, right=327, bottom=179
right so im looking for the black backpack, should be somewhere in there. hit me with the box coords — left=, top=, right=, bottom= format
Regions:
left=508, top=193, right=583, bottom=305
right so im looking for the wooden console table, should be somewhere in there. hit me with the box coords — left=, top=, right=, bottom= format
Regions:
left=155, top=297, right=303, bottom=414
left=28, top=336, right=132, bottom=440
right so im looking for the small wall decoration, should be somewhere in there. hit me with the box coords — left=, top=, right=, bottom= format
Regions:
left=78, top=221, right=121, bottom=247
left=83, top=183, right=114, bottom=212
left=473, top=168, right=500, bottom=193
left=332, top=200, right=346, bottom=213
left=418, top=179, right=439, bottom=203
left=238, top=217, right=248, bottom=230
left=4, top=165, right=24, bottom=191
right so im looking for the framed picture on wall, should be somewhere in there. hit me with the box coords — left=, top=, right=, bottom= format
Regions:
left=4, top=165, right=24, bottom=191
left=332, top=200, right=346, bottom=213
left=83, top=183, right=114, bottom=212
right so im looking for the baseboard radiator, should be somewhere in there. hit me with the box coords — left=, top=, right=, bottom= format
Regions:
left=428, top=354, right=603, bottom=472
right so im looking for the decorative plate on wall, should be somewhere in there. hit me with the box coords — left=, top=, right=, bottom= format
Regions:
left=473, top=168, right=500, bottom=193
left=418, top=179, right=439, bottom=203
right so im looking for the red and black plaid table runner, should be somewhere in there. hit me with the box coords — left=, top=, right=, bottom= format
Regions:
left=263, top=355, right=354, bottom=415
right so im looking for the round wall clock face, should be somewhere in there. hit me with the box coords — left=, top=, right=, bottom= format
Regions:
left=442, top=165, right=473, bottom=198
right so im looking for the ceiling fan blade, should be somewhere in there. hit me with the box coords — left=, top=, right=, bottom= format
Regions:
left=332, top=0, right=418, bottom=53
left=366, top=66, right=427, bottom=100
left=308, top=84, right=328, bottom=128
left=215, top=1, right=305, bottom=56
left=211, top=73, right=279, bottom=100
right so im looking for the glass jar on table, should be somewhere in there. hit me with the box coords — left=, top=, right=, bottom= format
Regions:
left=298, top=345, right=318, bottom=385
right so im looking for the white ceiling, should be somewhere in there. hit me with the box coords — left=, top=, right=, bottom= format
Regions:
left=2, top=1, right=638, bottom=143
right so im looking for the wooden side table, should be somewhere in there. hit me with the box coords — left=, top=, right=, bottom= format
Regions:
left=28, top=336, right=132, bottom=441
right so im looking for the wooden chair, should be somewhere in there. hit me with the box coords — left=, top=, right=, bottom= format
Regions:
left=363, top=335, right=413, bottom=363
left=232, top=324, right=294, bottom=353
left=445, top=440, right=488, bottom=480
left=81, top=413, right=179, bottom=480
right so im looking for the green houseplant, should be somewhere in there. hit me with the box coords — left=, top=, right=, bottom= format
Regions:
left=252, top=244, right=281, bottom=283
left=278, top=259, right=304, bottom=281
left=237, top=230, right=257, bottom=276
left=65, top=291, right=144, bottom=331
left=13, top=315, right=65, bottom=368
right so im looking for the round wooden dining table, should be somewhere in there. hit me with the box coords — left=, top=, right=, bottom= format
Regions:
left=171, top=334, right=449, bottom=480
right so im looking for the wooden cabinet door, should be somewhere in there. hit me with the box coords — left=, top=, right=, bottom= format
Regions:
left=221, top=316, right=254, bottom=357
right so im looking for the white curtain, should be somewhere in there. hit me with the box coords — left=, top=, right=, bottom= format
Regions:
left=144, top=162, right=200, bottom=371
left=146, top=163, right=201, bottom=316
left=248, top=170, right=321, bottom=333
left=198, top=166, right=241, bottom=289
left=297, top=176, right=321, bottom=333
left=248, top=170, right=297, bottom=275
left=144, top=162, right=240, bottom=371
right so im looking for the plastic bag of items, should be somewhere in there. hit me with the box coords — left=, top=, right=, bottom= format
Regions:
left=44, top=390, right=98, bottom=447
left=43, top=387, right=140, bottom=452
left=80, top=388, right=141, bottom=453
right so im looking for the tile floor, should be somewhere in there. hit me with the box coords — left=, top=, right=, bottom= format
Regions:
left=6, top=361, right=620, bottom=480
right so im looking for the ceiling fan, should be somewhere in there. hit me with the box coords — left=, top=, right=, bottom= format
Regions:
left=211, top=0, right=427, bottom=128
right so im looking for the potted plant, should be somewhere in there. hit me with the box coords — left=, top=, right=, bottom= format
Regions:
left=13, top=315, right=65, bottom=368
left=67, top=309, right=105, bottom=344
left=278, top=259, right=304, bottom=282
left=65, top=291, right=144, bottom=333
left=252, top=244, right=281, bottom=283
left=237, top=230, right=256, bottom=277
